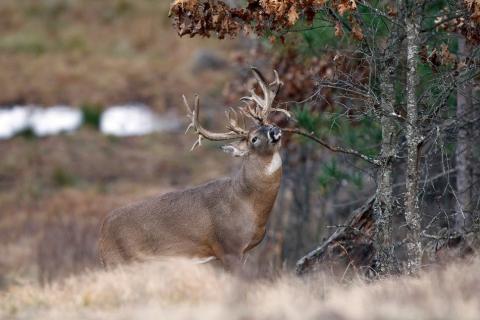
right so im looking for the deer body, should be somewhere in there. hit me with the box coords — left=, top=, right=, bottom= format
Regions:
left=99, top=152, right=281, bottom=268
left=99, top=68, right=289, bottom=270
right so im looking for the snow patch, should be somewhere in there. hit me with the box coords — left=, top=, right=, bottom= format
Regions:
left=0, top=105, right=82, bottom=139
left=0, top=106, right=31, bottom=139
left=100, top=104, right=180, bottom=137
left=30, top=106, right=83, bottom=137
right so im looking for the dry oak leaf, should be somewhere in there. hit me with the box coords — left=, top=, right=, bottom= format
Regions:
left=465, top=0, right=480, bottom=23
left=337, top=0, right=357, bottom=15
left=352, top=24, right=364, bottom=41
left=387, top=5, right=397, bottom=17
left=260, top=0, right=289, bottom=16
left=288, top=5, right=300, bottom=25
left=337, top=3, right=349, bottom=15
left=171, top=0, right=198, bottom=11
left=335, top=22, right=344, bottom=37
left=439, top=43, right=455, bottom=64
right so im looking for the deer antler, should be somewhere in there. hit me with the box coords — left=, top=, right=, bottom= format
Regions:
left=183, top=68, right=290, bottom=150
left=183, top=94, right=247, bottom=150
left=240, top=67, right=291, bottom=124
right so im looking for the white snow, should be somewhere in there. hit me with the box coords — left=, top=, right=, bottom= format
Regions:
left=100, top=104, right=180, bottom=137
left=0, top=104, right=180, bottom=140
left=30, top=106, right=83, bottom=137
left=0, top=106, right=31, bottom=139
left=0, top=105, right=82, bottom=139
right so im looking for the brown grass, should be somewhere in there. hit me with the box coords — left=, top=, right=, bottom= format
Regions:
left=1, top=257, right=479, bottom=320
left=0, top=0, right=235, bottom=108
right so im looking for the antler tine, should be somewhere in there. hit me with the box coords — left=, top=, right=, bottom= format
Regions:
left=225, top=107, right=248, bottom=135
left=240, top=100, right=262, bottom=123
left=271, top=70, right=283, bottom=96
left=182, top=94, right=246, bottom=150
left=183, top=94, right=195, bottom=134
left=251, top=67, right=276, bottom=118
left=240, top=67, right=287, bottom=124
left=241, top=89, right=264, bottom=107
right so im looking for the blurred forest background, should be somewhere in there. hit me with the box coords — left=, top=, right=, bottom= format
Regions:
left=0, top=0, right=480, bottom=291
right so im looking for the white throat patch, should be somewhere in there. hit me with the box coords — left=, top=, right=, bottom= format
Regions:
left=265, top=152, right=282, bottom=175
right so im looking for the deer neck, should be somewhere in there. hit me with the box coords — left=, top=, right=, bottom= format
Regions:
left=233, top=152, right=282, bottom=225
left=237, top=152, right=282, bottom=187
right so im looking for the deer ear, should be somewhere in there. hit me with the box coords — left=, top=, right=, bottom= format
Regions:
left=221, top=140, right=248, bottom=157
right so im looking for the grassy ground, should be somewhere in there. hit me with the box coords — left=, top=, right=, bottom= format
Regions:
left=1, top=257, right=479, bottom=320
left=0, top=0, right=234, bottom=108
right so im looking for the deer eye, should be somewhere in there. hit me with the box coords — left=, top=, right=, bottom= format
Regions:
left=251, top=137, right=258, bottom=144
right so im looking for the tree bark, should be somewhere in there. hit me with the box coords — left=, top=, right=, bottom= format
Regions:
left=373, top=63, right=397, bottom=275
left=370, top=0, right=406, bottom=276
left=404, top=4, right=422, bottom=274
left=455, top=36, right=474, bottom=232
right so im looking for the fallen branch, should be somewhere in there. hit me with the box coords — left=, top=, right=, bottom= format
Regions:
left=296, top=196, right=376, bottom=275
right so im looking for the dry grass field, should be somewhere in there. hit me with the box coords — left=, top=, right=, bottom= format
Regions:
left=0, top=0, right=235, bottom=108
left=1, top=257, right=480, bottom=320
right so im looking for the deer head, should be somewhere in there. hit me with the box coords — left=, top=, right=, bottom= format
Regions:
left=183, top=67, right=290, bottom=159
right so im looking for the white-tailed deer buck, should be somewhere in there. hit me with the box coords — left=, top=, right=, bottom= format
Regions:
left=98, top=67, right=290, bottom=270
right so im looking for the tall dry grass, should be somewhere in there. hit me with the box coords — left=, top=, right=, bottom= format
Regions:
left=1, top=257, right=479, bottom=320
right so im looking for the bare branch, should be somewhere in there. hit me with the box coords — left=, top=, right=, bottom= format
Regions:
left=283, top=127, right=380, bottom=166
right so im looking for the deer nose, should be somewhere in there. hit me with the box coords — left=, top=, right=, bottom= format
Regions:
left=268, top=126, right=282, bottom=143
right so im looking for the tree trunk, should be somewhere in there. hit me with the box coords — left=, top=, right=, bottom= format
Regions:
left=371, top=0, right=405, bottom=276
left=373, top=63, right=397, bottom=275
left=404, top=5, right=422, bottom=274
left=455, top=36, right=474, bottom=232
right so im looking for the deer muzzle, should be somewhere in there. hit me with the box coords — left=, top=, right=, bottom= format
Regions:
left=268, top=126, right=282, bottom=143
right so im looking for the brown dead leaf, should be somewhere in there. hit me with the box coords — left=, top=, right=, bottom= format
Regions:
left=387, top=5, right=397, bottom=17
left=440, top=43, right=455, bottom=64
left=349, top=0, right=357, bottom=10
left=337, top=3, right=349, bottom=15
left=288, top=5, right=299, bottom=25
left=352, top=24, right=364, bottom=41
left=335, top=22, right=344, bottom=37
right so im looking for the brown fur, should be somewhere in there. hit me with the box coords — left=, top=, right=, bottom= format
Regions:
left=98, top=126, right=282, bottom=270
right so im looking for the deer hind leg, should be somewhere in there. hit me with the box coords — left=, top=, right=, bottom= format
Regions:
left=98, top=235, right=135, bottom=268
